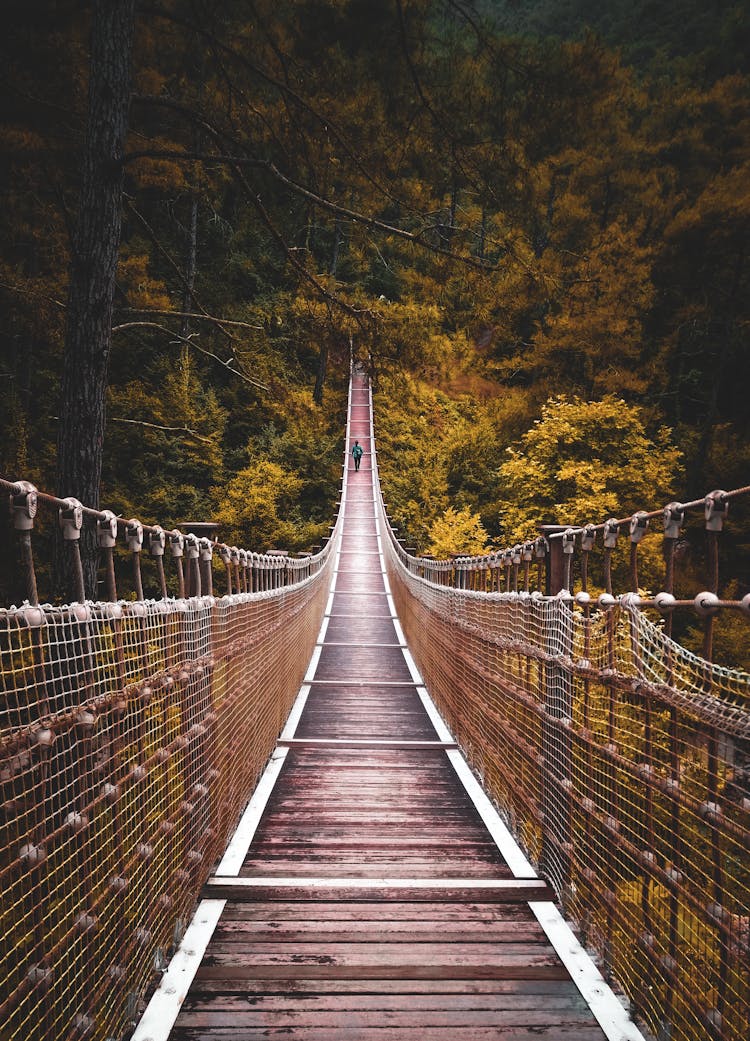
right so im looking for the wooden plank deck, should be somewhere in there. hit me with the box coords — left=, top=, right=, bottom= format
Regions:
left=164, top=375, right=610, bottom=1040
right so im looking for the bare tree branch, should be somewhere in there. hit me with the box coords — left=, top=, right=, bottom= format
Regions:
left=124, top=197, right=238, bottom=342
left=141, top=2, right=411, bottom=214
left=0, top=279, right=66, bottom=310
left=108, top=416, right=216, bottom=443
left=123, top=139, right=496, bottom=272
left=115, top=308, right=263, bottom=331
left=111, top=320, right=270, bottom=390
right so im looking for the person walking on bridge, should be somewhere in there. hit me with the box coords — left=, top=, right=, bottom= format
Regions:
left=351, top=440, right=364, bottom=472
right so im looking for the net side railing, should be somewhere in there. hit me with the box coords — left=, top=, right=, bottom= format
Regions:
left=0, top=472, right=343, bottom=1040
left=373, top=424, right=749, bottom=1039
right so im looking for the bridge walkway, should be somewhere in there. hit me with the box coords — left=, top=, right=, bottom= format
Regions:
left=154, top=375, right=615, bottom=1040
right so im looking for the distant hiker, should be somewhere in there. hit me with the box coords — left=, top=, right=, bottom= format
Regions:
left=351, top=440, right=364, bottom=471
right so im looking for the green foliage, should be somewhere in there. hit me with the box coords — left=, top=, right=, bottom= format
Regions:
left=483, top=0, right=750, bottom=77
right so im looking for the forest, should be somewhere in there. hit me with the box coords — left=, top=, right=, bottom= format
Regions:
left=0, top=0, right=748, bottom=579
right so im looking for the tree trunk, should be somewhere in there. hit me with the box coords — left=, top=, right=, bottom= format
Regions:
left=181, top=193, right=199, bottom=339
left=55, top=0, right=136, bottom=598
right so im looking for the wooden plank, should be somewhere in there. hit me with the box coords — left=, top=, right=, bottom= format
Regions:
left=204, top=878, right=554, bottom=902
left=218, top=902, right=538, bottom=922
left=306, top=679, right=417, bottom=685
left=171, top=1026, right=605, bottom=1040
left=210, top=923, right=550, bottom=944
left=187, top=977, right=584, bottom=996
left=315, top=641, right=408, bottom=647
left=175, top=1008, right=599, bottom=1028
left=182, top=993, right=589, bottom=1013
left=195, top=958, right=569, bottom=982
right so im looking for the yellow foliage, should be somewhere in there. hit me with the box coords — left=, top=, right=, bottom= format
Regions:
left=117, top=251, right=172, bottom=310
left=427, top=507, right=489, bottom=559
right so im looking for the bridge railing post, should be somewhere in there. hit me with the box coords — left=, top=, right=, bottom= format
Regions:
left=170, top=530, right=185, bottom=598
left=10, top=481, right=39, bottom=605
left=539, top=525, right=574, bottom=904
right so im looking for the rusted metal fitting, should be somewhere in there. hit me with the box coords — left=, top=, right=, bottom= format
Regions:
left=148, top=526, right=166, bottom=556
left=72, top=1013, right=95, bottom=1038
left=581, top=524, right=596, bottom=551
left=629, top=511, right=649, bottom=543
left=77, top=709, right=96, bottom=734
left=36, top=727, right=55, bottom=749
left=705, top=489, right=728, bottom=531
left=102, top=782, right=120, bottom=804
left=603, top=518, right=619, bottom=549
left=19, top=842, right=46, bottom=866
left=125, top=518, right=143, bottom=552
left=562, top=528, right=576, bottom=554
left=65, top=811, right=89, bottom=834
left=654, top=592, right=677, bottom=614
left=663, top=501, right=684, bottom=539
left=10, top=480, right=38, bottom=530
left=17, top=603, right=45, bottom=627
left=198, top=537, right=213, bottom=561
left=59, top=497, right=83, bottom=540
left=694, top=591, right=721, bottom=617
left=170, top=529, right=184, bottom=557
left=97, top=510, right=118, bottom=548
left=26, top=963, right=54, bottom=990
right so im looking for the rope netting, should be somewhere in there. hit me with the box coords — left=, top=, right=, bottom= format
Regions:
left=380, top=516, right=750, bottom=1040
left=0, top=534, right=337, bottom=1039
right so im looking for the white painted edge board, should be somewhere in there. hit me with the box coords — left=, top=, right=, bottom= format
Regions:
left=529, top=901, right=647, bottom=1041
left=280, top=684, right=311, bottom=740
left=129, top=899, right=226, bottom=1041
left=216, top=748, right=289, bottom=875
left=303, top=644, right=323, bottom=684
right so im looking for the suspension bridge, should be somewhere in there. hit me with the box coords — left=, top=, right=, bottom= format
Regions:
left=0, top=369, right=748, bottom=1041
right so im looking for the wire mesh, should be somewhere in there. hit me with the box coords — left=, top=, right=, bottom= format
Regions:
left=0, top=545, right=335, bottom=1040
left=382, top=527, right=750, bottom=1040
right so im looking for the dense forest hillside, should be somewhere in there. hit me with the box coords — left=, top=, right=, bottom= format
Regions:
left=483, top=0, right=750, bottom=74
left=0, top=0, right=748, bottom=585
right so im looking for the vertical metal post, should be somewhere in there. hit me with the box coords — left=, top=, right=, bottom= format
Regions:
left=95, top=511, right=118, bottom=601
left=539, top=526, right=574, bottom=901
left=702, top=491, right=729, bottom=1036
left=10, top=482, right=39, bottom=604
left=148, top=527, right=167, bottom=598
left=126, top=519, right=144, bottom=600
left=170, top=531, right=185, bottom=598
left=59, top=498, right=85, bottom=602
